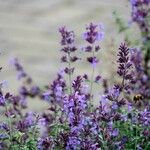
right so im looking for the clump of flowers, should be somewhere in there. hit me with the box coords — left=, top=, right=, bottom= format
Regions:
left=130, top=0, right=150, bottom=75
left=0, top=21, right=150, bottom=150
left=114, top=0, right=150, bottom=75
left=114, top=0, right=150, bottom=104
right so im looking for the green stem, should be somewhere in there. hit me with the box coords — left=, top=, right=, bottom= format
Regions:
left=135, top=125, right=138, bottom=150
left=90, top=65, right=95, bottom=99
left=32, top=116, right=39, bottom=138
left=89, top=51, right=95, bottom=110
left=68, top=52, right=72, bottom=95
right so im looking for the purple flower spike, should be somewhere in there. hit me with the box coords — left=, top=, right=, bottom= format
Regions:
left=83, top=23, right=104, bottom=44
left=87, top=56, right=99, bottom=67
left=117, top=43, right=135, bottom=92
left=59, top=26, right=75, bottom=46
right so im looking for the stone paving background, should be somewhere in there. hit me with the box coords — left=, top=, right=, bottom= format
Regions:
left=0, top=0, right=133, bottom=110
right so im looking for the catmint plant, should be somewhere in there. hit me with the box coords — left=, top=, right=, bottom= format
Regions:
left=117, top=43, right=136, bottom=94
left=59, top=27, right=78, bottom=94
left=82, top=23, right=104, bottom=110
left=0, top=14, right=150, bottom=150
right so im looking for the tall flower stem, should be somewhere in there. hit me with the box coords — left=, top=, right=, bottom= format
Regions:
left=68, top=52, right=72, bottom=95
left=117, top=43, right=133, bottom=94
left=90, top=65, right=94, bottom=98
left=83, top=23, right=104, bottom=111
left=121, top=63, right=126, bottom=91
left=59, top=27, right=77, bottom=95
left=144, top=47, right=150, bottom=75
left=89, top=51, right=95, bottom=109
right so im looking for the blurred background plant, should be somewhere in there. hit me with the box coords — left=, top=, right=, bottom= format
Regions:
left=114, top=0, right=150, bottom=76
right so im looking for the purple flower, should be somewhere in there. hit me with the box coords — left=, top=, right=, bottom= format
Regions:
left=100, top=95, right=111, bottom=113
left=83, top=23, right=104, bottom=44
left=111, top=102, right=118, bottom=110
left=0, top=19, right=149, bottom=150
left=117, top=43, right=135, bottom=92
left=64, top=67, right=74, bottom=75
left=0, top=94, right=5, bottom=106
left=82, top=23, right=104, bottom=102
left=61, top=55, right=68, bottom=62
left=38, top=118, right=46, bottom=126
left=107, top=86, right=121, bottom=100
left=81, top=140, right=99, bottom=150
left=130, top=0, right=150, bottom=38
left=66, top=136, right=81, bottom=150
left=138, top=109, right=150, bottom=126
left=59, top=26, right=78, bottom=84
left=87, top=56, right=99, bottom=67
left=129, top=48, right=150, bottom=99
left=95, top=45, right=101, bottom=52
left=11, top=58, right=32, bottom=81
left=111, top=128, right=119, bottom=137
left=24, top=112, right=35, bottom=127
left=95, top=75, right=101, bottom=83
left=83, top=74, right=89, bottom=80
left=59, top=26, right=75, bottom=46
left=64, top=91, right=87, bottom=126
left=29, top=86, right=40, bottom=97
left=117, top=43, right=131, bottom=76
left=82, top=45, right=92, bottom=52
left=44, top=72, right=66, bottom=105
left=37, top=137, right=52, bottom=150
left=130, top=48, right=144, bottom=72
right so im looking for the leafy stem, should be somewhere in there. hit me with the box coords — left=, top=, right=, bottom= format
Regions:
left=68, top=51, right=72, bottom=95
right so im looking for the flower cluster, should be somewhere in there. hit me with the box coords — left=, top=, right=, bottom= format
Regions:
left=82, top=23, right=104, bottom=67
left=12, top=58, right=43, bottom=101
left=82, top=23, right=104, bottom=107
left=0, top=20, right=150, bottom=150
left=0, top=84, right=42, bottom=149
left=117, top=43, right=135, bottom=93
left=59, top=27, right=78, bottom=74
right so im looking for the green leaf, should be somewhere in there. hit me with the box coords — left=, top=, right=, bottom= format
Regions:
left=49, top=123, right=69, bottom=137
